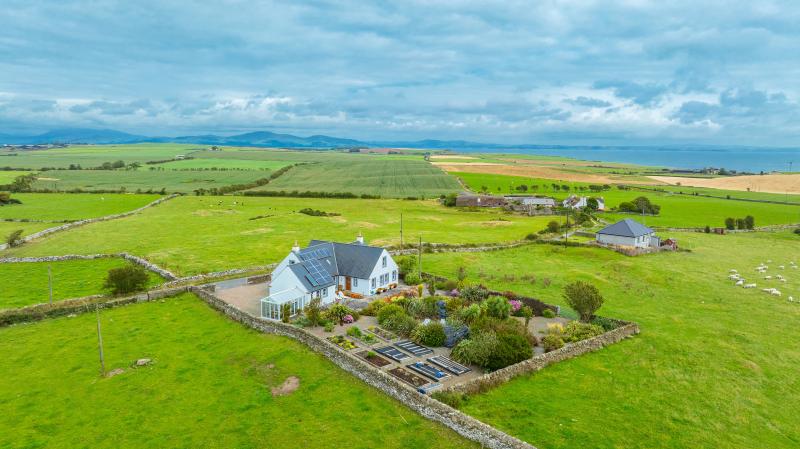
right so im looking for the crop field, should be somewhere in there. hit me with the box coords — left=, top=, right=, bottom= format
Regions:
left=0, top=258, right=164, bottom=309
left=31, top=170, right=271, bottom=194
left=0, top=193, right=161, bottom=221
left=4, top=196, right=553, bottom=275
left=192, top=147, right=426, bottom=163
left=249, top=159, right=461, bottom=198
left=0, top=171, right=30, bottom=184
left=0, top=293, right=477, bottom=449
left=453, top=172, right=800, bottom=227
left=154, top=158, right=290, bottom=171
left=421, top=231, right=800, bottom=449
left=0, top=144, right=204, bottom=169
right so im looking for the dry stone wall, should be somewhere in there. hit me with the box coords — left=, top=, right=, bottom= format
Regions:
left=190, top=286, right=538, bottom=449
left=0, top=252, right=178, bottom=280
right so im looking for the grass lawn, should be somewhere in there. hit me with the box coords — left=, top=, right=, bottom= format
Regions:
left=0, top=171, right=30, bottom=184
left=421, top=231, right=800, bottom=449
left=0, top=258, right=164, bottom=310
left=32, top=170, right=272, bottom=194
left=5, top=196, right=553, bottom=275
left=0, top=144, right=204, bottom=169
left=154, top=158, right=290, bottom=171
left=0, top=221, right=53, bottom=240
left=454, top=172, right=800, bottom=227
left=0, top=293, right=478, bottom=449
left=0, top=193, right=161, bottom=221
left=249, top=159, right=461, bottom=198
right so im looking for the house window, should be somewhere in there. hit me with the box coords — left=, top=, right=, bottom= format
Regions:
left=382, top=256, right=387, bottom=268
left=371, top=278, right=376, bottom=288
left=322, top=287, right=328, bottom=297
left=353, top=278, right=358, bottom=287
left=392, top=270, right=397, bottom=282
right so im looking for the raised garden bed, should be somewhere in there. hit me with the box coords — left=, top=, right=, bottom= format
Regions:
left=407, top=362, right=450, bottom=381
left=366, top=325, right=397, bottom=341
left=376, top=345, right=410, bottom=362
left=347, top=326, right=379, bottom=344
left=327, top=335, right=358, bottom=350
left=356, top=350, right=392, bottom=368
left=388, top=367, right=429, bottom=388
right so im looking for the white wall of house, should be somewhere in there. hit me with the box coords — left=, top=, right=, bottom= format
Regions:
left=367, top=250, right=399, bottom=294
left=597, top=233, right=652, bottom=248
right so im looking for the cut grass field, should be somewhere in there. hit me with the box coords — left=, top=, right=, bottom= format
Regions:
left=0, top=171, right=30, bottom=184
left=4, top=196, right=553, bottom=275
left=248, top=159, right=461, bottom=198
left=422, top=231, right=800, bottom=449
left=0, top=258, right=164, bottom=310
left=0, top=193, right=161, bottom=221
left=0, top=293, right=478, bottom=449
left=32, top=170, right=272, bottom=194
left=154, top=158, right=290, bottom=171
left=454, top=172, right=800, bottom=227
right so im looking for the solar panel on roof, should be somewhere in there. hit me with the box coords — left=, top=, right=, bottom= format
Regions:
left=298, top=246, right=332, bottom=261
left=303, top=258, right=330, bottom=286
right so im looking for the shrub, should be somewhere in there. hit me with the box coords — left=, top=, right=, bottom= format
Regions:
left=5, top=229, right=24, bottom=247
left=459, top=303, right=481, bottom=323
left=436, top=279, right=458, bottom=291
left=323, top=321, right=335, bottom=332
left=325, top=304, right=355, bottom=325
left=280, top=303, right=291, bottom=323
left=591, top=316, right=618, bottom=331
left=382, top=313, right=418, bottom=336
left=484, top=296, right=512, bottom=319
left=486, top=333, right=533, bottom=370
left=403, top=271, right=421, bottom=285
left=377, top=303, right=405, bottom=325
left=546, top=220, right=560, bottom=233
left=411, top=322, right=446, bottom=346
left=432, top=391, right=468, bottom=409
left=562, top=321, right=604, bottom=342
left=396, top=256, right=416, bottom=275
left=541, top=309, right=556, bottom=318
left=725, top=217, right=735, bottom=230
left=361, top=300, right=386, bottom=316
left=103, top=265, right=149, bottom=295
left=346, top=326, right=362, bottom=338
left=744, top=215, right=755, bottom=230
left=525, top=232, right=539, bottom=240
left=619, top=196, right=660, bottom=215
left=517, top=305, right=533, bottom=325
left=563, top=281, right=604, bottom=322
left=704, top=225, right=711, bottom=233
left=460, top=286, right=489, bottom=303
left=795, top=227, right=800, bottom=235
left=304, top=297, right=322, bottom=326
left=451, top=331, right=498, bottom=367
left=542, top=334, right=564, bottom=352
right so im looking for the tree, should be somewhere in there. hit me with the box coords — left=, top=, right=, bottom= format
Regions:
left=546, top=220, right=560, bottom=233
left=563, top=281, right=604, bottom=322
left=736, top=218, right=746, bottom=230
left=5, top=229, right=24, bottom=247
left=280, top=303, right=292, bottom=323
left=484, top=296, right=511, bottom=319
left=442, top=193, right=457, bottom=207
left=704, top=225, right=711, bottom=233
left=585, top=197, right=599, bottom=212
left=619, top=196, right=660, bottom=215
left=456, top=266, right=468, bottom=288
left=744, top=215, right=755, bottom=230
left=724, top=217, right=736, bottom=230
left=103, top=265, right=149, bottom=295
left=304, top=297, right=322, bottom=327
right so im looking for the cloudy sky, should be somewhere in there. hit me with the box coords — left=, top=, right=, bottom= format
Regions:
left=2, top=0, right=800, bottom=145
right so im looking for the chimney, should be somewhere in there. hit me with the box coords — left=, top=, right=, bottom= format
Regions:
left=291, top=240, right=300, bottom=253
left=356, top=232, right=365, bottom=245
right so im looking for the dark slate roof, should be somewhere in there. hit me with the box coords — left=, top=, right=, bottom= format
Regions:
left=288, top=259, right=336, bottom=291
left=597, top=218, right=654, bottom=237
left=308, top=240, right=385, bottom=279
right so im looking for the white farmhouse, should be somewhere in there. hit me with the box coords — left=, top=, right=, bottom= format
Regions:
left=562, top=195, right=605, bottom=211
left=596, top=218, right=658, bottom=248
left=261, top=234, right=399, bottom=320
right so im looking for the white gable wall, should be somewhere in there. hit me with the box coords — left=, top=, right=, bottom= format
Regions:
left=366, top=250, right=399, bottom=295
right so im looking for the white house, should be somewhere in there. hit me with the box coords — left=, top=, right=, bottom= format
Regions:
left=563, top=195, right=605, bottom=211
left=505, top=196, right=556, bottom=208
left=596, top=218, right=658, bottom=248
left=261, top=234, right=399, bottom=320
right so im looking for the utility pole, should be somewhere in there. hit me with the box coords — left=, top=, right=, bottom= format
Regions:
left=418, top=236, right=422, bottom=280
left=48, top=265, right=53, bottom=305
left=400, top=212, right=404, bottom=251
left=564, top=209, right=569, bottom=248
left=96, top=306, right=106, bottom=377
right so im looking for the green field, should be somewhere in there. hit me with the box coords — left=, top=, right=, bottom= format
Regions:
left=0, top=293, right=477, bottom=449
left=0, top=221, right=53, bottom=239
left=422, top=231, right=800, bottom=449
left=4, top=196, right=552, bottom=275
left=0, top=171, right=31, bottom=184
left=155, top=158, right=290, bottom=171
left=0, top=193, right=160, bottom=221
left=0, top=144, right=204, bottom=169
left=32, top=170, right=272, bottom=194
left=248, top=159, right=461, bottom=198
left=453, top=172, right=800, bottom=227
left=0, top=258, right=164, bottom=309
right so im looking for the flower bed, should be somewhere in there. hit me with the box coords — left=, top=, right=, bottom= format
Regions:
left=388, top=367, right=429, bottom=388
left=366, top=325, right=397, bottom=341
left=327, top=335, right=358, bottom=350
left=347, top=326, right=378, bottom=344
left=356, top=350, right=392, bottom=368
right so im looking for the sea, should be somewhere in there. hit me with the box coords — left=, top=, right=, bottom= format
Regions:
left=495, top=147, right=799, bottom=173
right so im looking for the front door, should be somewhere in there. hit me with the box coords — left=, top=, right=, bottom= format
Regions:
left=345, top=276, right=352, bottom=290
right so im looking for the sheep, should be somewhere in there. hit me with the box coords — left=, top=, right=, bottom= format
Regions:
left=730, top=269, right=738, bottom=273
left=776, top=274, right=784, bottom=280
left=789, top=296, right=795, bottom=302
left=729, top=274, right=741, bottom=280
left=743, top=283, right=757, bottom=289
left=779, top=279, right=787, bottom=283
left=771, top=290, right=782, bottom=297
left=779, top=265, right=785, bottom=270
left=764, top=275, right=773, bottom=280
left=735, top=279, right=744, bottom=286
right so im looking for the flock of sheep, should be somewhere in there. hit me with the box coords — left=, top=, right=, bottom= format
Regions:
left=728, top=260, right=797, bottom=301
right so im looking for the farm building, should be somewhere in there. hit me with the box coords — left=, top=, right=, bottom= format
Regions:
left=261, top=234, right=398, bottom=320
left=562, top=195, right=605, bottom=211
left=596, top=218, right=659, bottom=248
left=455, top=193, right=506, bottom=207
left=505, top=196, right=556, bottom=208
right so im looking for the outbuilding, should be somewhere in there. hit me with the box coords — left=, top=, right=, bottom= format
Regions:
left=596, top=218, right=657, bottom=248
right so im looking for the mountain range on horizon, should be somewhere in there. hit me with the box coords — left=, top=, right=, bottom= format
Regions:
left=0, top=128, right=796, bottom=152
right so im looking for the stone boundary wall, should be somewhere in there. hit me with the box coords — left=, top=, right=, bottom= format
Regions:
left=390, top=240, right=533, bottom=256
left=162, top=263, right=277, bottom=288
left=190, top=286, right=537, bottom=449
left=0, top=252, right=178, bottom=280
left=445, top=320, right=640, bottom=395
left=654, top=223, right=800, bottom=233
left=0, top=286, right=188, bottom=327
left=0, top=194, right=179, bottom=251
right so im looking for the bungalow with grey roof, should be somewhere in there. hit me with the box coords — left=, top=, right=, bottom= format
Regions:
left=261, top=233, right=398, bottom=320
left=596, top=218, right=659, bottom=248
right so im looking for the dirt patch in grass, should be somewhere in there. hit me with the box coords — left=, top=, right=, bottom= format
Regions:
left=271, top=376, right=300, bottom=396
left=429, top=155, right=478, bottom=160
left=650, top=174, right=800, bottom=194
left=241, top=227, right=274, bottom=235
